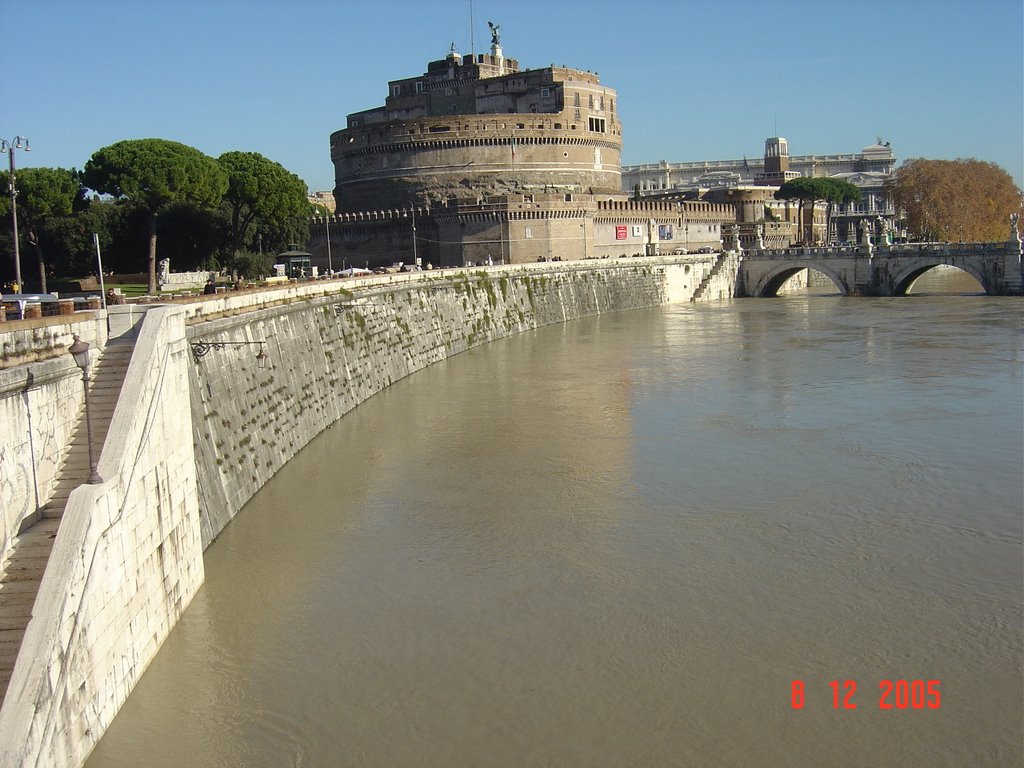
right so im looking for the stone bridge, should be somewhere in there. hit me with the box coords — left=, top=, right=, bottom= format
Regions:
left=737, top=239, right=1023, bottom=297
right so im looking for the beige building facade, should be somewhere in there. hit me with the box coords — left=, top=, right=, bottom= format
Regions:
left=331, top=44, right=622, bottom=212
left=317, top=36, right=735, bottom=268
left=624, top=137, right=899, bottom=245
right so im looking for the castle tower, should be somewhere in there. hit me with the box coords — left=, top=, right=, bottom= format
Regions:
left=763, top=136, right=789, bottom=176
left=755, top=136, right=800, bottom=187
left=329, top=40, right=622, bottom=211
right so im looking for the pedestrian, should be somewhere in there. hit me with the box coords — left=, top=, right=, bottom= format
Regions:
left=204, top=279, right=217, bottom=295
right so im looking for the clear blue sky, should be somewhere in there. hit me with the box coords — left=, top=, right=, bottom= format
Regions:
left=3, top=0, right=1022, bottom=191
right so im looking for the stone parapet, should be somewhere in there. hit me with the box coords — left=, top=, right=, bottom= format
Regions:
left=0, top=307, right=202, bottom=768
left=0, top=356, right=85, bottom=563
left=0, top=314, right=110, bottom=563
left=0, top=312, right=107, bottom=370
left=159, top=270, right=216, bottom=290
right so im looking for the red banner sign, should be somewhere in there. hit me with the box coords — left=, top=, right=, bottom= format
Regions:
left=615, top=225, right=627, bottom=240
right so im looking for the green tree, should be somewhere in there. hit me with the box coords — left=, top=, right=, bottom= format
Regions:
left=231, top=249, right=274, bottom=279
left=256, top=212, right=311, bottom=258
left=775, top=177, right=862, bottom=244
left=774, top=177, right=818, bottom=243
left=156, top=203, right=225, bottom=271
left=82, top=139, right=227, bottom=293
left=821, top=178, right=861, bottom=244
left=218, top=151, right=309, bottom=257
left=884, top=158, right=1022, bottom=242
left=35, top=204, right=110, bottom=280
left=0, top=167, right=80, bottom=292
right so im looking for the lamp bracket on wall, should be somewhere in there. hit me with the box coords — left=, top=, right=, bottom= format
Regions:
left=191, top=339, right=268, bottom=367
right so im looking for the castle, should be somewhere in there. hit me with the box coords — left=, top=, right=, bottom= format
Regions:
left=310, top=32, right=734, bottom=269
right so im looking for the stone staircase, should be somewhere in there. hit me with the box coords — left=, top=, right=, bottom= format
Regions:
left=692, top=252, right=732, bottom=302
left=0, top=340, right=134, bottom=703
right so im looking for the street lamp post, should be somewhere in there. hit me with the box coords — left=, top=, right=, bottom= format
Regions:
left=325, top=214, right=333, bottom=275
left=68, top=335, right=101, bottom=484
left=1, top=136, right=31, bottom=291
left=411, top=209, right=418, bottom=266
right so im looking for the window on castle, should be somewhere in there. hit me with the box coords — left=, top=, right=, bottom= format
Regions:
left=541, top=87, right=551, bottom=98
left=573, top=93, right=580, bottom=106
left=589, top=117, right=606, bottom=133
left=391, top=85, right=401, bottom=97
left=588, top=94, right=594, bottom=108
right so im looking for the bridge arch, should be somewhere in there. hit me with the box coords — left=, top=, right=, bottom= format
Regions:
left=752, top=262, right=849, bottom=297
left=891, top=261, right=991, bottom=295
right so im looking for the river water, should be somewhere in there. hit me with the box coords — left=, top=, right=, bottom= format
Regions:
left=88, top=271, right=1022, bottom=767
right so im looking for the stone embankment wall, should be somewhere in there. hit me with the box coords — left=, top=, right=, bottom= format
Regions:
left=191, top=256, right=735, bottom=544
left=0, top=313, right=108, bottom=561
left=0, top=255, right=737, bottom=768
left=0, top=306, right=203, bottom=768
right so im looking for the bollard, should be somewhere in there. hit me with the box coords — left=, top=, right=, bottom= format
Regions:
left=23, top=302, right=43, bottom=319
left=58, top=299, right=75, bottom=316
left=86, top=296, right=102, bottom=310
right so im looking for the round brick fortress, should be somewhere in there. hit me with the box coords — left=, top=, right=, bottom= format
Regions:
left=330, top=50, right=622, bottom=211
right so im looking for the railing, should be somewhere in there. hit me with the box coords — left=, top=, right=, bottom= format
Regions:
left=744, top=241, right=1016, bottom=259
left=831, top=205, right=897, bottom=216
